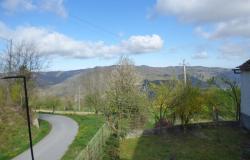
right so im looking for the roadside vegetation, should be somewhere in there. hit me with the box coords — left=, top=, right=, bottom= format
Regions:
left=0, top=105, right=51, bottom=160
left=0, top=41, right=51, bottom=160
left=62, top=115, right=104, bottom=160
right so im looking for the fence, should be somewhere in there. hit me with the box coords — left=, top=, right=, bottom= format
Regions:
left=142, top=121, right=239, bottom=135
left=75, top=123, right=112, bottom=160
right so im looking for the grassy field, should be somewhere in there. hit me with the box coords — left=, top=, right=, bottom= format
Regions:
left=119, top=126, right=250, bottom=160
left=0, top=119, right=51, bottom=160
left=62, top=114, right=104, bottom=160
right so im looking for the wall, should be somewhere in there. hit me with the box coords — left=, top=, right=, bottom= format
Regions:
left=241, top=71, right=250, bottom=130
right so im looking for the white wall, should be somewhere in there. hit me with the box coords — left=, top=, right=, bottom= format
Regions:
left=241, top=71, right=250, bottom=116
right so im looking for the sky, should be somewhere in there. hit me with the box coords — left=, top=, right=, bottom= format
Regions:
left=0, top=0, right=250, bottom=71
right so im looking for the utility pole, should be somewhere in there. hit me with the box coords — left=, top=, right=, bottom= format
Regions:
left=181, top=59, right=187, bottom=85
left=78, top=86, right=81, bottom=111
left=9, top=39, right=13, bottom=73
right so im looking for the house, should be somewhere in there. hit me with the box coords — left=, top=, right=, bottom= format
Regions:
left=234, top=59, right=250, bottom=130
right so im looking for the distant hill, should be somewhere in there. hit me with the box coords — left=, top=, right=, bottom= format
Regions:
left=35, top=65, right=239, bottom=97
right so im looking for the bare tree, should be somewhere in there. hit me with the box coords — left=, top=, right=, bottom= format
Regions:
left=1, top=41, right=46, bottom=80
left=1, top=41, right=47, bottom=110
left=105, top=56, right=148, bottom=137
left=84, top=67, right=107, bottom=113
left=1, top=40, right=47, bottom=99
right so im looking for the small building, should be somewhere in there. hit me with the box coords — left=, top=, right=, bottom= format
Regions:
left=234, top=59, right=250, bottom=130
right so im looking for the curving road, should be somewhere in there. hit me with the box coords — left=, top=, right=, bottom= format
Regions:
left=12, top=114, right=79, bottom=160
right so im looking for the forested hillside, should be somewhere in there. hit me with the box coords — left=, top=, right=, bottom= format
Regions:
left=36, top=65, right=239, bottom=97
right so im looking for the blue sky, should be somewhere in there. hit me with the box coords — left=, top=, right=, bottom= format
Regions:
left=0, top=0, right=250, bottom=71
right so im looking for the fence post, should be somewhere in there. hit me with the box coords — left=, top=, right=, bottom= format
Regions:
left=100, top=125, right=104, bottom=160
left=102, top=125, right=104, bottom=147
left=87, top=145, right=90, bottom=160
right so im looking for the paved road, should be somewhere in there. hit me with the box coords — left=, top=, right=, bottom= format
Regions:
left=12, top=114, right=79, bottom=160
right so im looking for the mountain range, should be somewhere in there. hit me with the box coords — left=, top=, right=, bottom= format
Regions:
left=35, top=65, right=239, bottom=97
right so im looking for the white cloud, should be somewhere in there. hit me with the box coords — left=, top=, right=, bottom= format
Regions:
left=0, top=22, right=164, bottom=58
left=152, top=0, right=250, bottom=59
left=153, top=0, right=250, bottom=40
left=218, top=42, right=250, bottom=59
left=121, top=35, right=163, bottom=54
left=192, top=51, right=208, bottom=59
left=1, top=0, right=35, bottom=12
left=196, top=19, right=250, bottom=39
left=0, top=0, right=67, bottom=17
left=153, top=0, right=250, bottom=24
left=39, top=0, right=67, bottom=18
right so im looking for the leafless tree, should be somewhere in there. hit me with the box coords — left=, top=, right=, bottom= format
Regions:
left=1, top=41, right=46, bottom=80
left=0, top=40, right=47, bottom=127
left=104, top=56, right=148, bottom=137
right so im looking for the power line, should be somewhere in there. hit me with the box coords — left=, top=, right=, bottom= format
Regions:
left=70, top=14, right=121, bottom=40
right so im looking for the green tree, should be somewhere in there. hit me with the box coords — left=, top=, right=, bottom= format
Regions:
left=204, top=87, right=235, bottom=120
left=149, top=80, right=179, bottom=127
left=42, top=96, right=61, bottom=113
left=207, top=77, right=241, bottom=121
left=105, top=56, right=148, bottom=137
left=84, top=92, right=102, bottom=114
left=222, top=78, right=241, bottom=121
left=64, top=97, right=74, bottom=111
left=174, top=83, right=204, bottom=130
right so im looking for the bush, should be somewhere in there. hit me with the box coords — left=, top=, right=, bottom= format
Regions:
left=103, top=134, right=120, bottom=160
left=154, top=118, right=172, bottom=129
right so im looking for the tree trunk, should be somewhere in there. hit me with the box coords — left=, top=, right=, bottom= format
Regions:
left=237, top=103, right=240, bottom=121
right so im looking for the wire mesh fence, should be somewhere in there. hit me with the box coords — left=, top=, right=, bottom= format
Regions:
left=75, top=123, right=112, bottom=160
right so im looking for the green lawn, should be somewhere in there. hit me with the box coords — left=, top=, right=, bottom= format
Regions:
left=62, top=114, right=105, bottom=160
left=0, top=119, right=51, bottom=160
left=120, top=126, right=250, bottom=160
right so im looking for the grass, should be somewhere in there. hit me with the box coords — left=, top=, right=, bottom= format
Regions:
left=103, top=134, right=120, bottom=160
left=61, top=114, right=105, bottom=160
left=119, top=126, right=250, bottom=160
left=0, top=119, right=51, bottom=160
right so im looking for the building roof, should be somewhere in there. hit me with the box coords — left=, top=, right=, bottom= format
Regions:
left=238, top=59, right=250, bottom=71
left=233, top=59, right=250, bottom=74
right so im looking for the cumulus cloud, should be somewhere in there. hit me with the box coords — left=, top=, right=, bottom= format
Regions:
left=153, top=0, right=250, bottom=39
left=192, top=51, right=208, bottom=59
left=152, top=0, right=250, bottom=59
left=153, top=0, right=250, bottom=23
left=196, top=19, right=250, bottom=39
left=0, top=0, right=67, bottom=17
left=0, top=22, right=163, bottom=58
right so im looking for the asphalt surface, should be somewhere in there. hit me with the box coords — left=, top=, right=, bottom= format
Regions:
left=12, top=114, right=79, bottom=160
